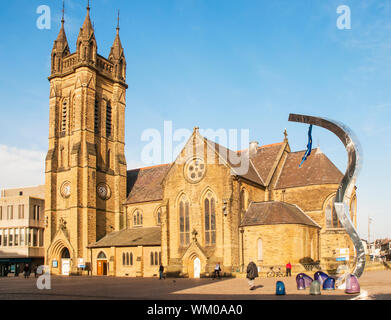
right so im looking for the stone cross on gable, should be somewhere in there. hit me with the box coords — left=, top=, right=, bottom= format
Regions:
left=59, top=217, right=67, bottom=230
left=192, top=229, right=198, bottom=242
left=283, top=128, right=288, bottom=142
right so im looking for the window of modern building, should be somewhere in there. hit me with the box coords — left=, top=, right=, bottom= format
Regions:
left=15, top=229, right=19, bottom=246
left=27, top=228, right=32, bottom=246
left=4, top=229, right=8, bottom=246
left=204, top=192, right=216, bottom=246
left=20, top=228, right=25, bottom=247
left=7, top=206, right=13, bottom=220
left=39, top=229, right=44, bottom=247
left=9, top=229, right=13, bottom=247
left=18, top=204, right=24, bottom=219
left=33, top=228, right=38, bottom=247
left=179, top=196, right=190, bottom=246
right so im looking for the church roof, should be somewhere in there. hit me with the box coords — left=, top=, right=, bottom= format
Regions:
left=249, top=142, right=286, bottom=184
left=126, top=164, right=170, bottom=204
left=274, top=148, right=343, bottom=189
left=240, top=201, right=320, bottom=228
left=88, top=226, right=161, bottom=248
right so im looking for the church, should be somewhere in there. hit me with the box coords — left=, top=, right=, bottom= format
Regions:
left=44, top=5, right=357, bottom=277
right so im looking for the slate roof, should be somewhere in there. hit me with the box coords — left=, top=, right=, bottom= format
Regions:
left=249, top=142, right=285, bottom=184
left=88, top=227, right=161, bottom=248
left=205, top=138, right=265, bottom=186
left=126, top=164, right=170, bottom=204
left=275, top=148, right=343, bottom=189
left=240, top=201, right=320, bottom=228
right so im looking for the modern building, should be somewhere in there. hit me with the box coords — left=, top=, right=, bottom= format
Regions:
left=45, top=4, right=358, bottom=277
left=0, top=185, right=45, bottom=276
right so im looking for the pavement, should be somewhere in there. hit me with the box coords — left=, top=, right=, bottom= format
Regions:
left=0, top=270, right=390, bottom=300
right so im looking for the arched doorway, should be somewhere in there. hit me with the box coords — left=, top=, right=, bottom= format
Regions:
left=61, top=248, right=71, bottom=276
left=193, top=257, right=201, bottom=279
left=96, top=251, right=108, bottom=276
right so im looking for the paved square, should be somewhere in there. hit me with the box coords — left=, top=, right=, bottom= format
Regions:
left=0, top=270, right=390, bottom=300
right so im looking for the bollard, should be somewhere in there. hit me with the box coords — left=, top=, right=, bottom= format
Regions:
left=345, top=274, right=360, bottom=294
left=323, top=277, right=335, bottom=290
left=314, top=271, right=328, bottom=286
left=309, top=280, right=321, bottom=295
left=276, top=281, right=286, bottom=295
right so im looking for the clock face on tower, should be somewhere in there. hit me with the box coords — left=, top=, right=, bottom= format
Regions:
left=60, top=181, right=71, bottom=199
left=97, top=183, right=111, bottom=200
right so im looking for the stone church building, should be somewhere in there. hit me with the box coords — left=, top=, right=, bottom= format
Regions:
left=44, top=5, right=357, bottom=277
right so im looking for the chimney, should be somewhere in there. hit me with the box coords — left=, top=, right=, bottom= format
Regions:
left=249, top=141, right=259, bottom=157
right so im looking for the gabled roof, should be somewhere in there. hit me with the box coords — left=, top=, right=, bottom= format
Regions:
left=249, top=142, right=286, bottom=185
left=275, top=148, right=343, bottom=189
left=88, top=227, right=161, bottom=248
left=126, top=164, right=170, bottom=204
left=204, top=137, right=265, bottom=186
left=240, top=201, right=320, bottom=228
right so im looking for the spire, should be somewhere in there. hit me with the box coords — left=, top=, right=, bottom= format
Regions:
left=79, top=0, right=95, bottom=40
left=109, top=10, right=125, bottom=61
left=53, top=0, right=69, bottom=54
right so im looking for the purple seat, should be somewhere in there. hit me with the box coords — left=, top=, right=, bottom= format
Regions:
left=296, top=273, right=313, bottom=289
left=314, top=271, right=329, bottom=286
left=345, top=274, right=360, bottom=294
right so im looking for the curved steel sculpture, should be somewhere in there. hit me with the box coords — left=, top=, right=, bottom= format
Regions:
left=288, top=113, right=365, bottom=278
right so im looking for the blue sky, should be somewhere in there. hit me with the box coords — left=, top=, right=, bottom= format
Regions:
left=0, top=0, right=390, bottom=239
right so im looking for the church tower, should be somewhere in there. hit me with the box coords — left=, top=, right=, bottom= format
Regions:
left=44, top=3, right=128, bottom=275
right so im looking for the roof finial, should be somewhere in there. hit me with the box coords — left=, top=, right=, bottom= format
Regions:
left=87, top=0, right=90, bottom=11
left=117, top=10, right=120, bottom=31
left=283, top=128, right=288, bottom=142
left=61, top=0, right=65, bottom=24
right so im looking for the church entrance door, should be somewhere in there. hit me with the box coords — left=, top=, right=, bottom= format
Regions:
left=61, top=248, right=71, bottom=276
left=194, top=257, right=201, bottom=278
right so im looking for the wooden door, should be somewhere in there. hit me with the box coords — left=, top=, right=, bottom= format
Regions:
left=97, top=260, right=107, bottom=276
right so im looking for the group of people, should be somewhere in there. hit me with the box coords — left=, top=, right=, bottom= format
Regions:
left=14, top=264, right=39, bottom=278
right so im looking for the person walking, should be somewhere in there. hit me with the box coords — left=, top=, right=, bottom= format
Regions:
left=159, top=264, right=165, bottom=280
left=246, top=260, right=258, bottom=290
left=33, top=265, right=38, bottom=278
left=23, top=264, right=30, bottom=279
left=286, top=262, right=292, bottom=277
left=213, top=262, right=221, bottom=280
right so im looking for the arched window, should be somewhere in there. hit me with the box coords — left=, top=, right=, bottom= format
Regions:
left=154, top=252, right=158, bottom=265
left=130, top=253, right=133, bottom=266
left=159, top=252, right=161, bottom=265
left=106, top=101, right=112, bottom=137
left=126, top=252, right=129, bottom=265
left=240, top=189, right=248, bottom=212
left=257, top=238, right=263, bottom=261
left=94, top=98, right=100, bottom=134
left=325, top=197, right=341, bottom=228
left=122, top=253, right=126, bottom=265
left=97, top=251, right=107, bottom=259
left=133, top=210, right=143, bottom=227
left=204, top=192, right=216, bottom=246
left=150, top=252, right=154, bottom=265
left=179, top=196, right=190, bottom=246
left=61, top=100, right=67, bottom=133
left=156, top=208, right=162, bottom=225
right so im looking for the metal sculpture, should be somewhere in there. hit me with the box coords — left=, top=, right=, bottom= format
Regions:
left=288, top=114, right=365, bottom=278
